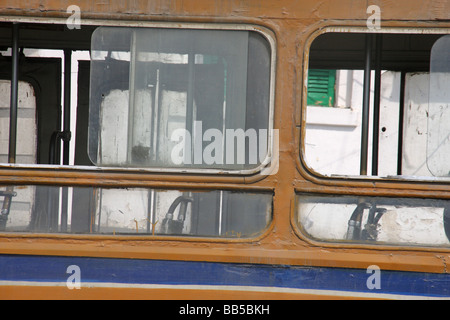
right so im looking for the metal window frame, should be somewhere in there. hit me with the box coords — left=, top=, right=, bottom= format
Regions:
left=0, top=17, right=277, bottom=177
left=301, top=26, right=450, bottom=183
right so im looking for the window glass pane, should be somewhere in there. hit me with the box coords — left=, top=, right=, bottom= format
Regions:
left=0, top=184, right=272, bottom=239
left=305, top=32, right=449, bottom=180
left=428, top=35, right=450, bottom=177
left=89, top=27, right=272, bottom=171
left=297, top=194, right=450, bottom=247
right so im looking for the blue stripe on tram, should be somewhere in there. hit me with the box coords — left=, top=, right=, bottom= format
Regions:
left=0, top=254, right=449, bottom=298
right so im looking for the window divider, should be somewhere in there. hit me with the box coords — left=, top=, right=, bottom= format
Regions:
left=372, top=34, right=383, bottom=176
left=9, top=22, right=19, bottom=165
left=360, top=34, right=373, bottom=176
left=397, top=71, right=407, bottom=176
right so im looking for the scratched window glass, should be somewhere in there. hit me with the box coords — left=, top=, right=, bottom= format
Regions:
left=297, top=194, right=450, bottom=247
left=305, top=32, right=449, bottom=180
left=89, top=27, right=272, bottom=172
left=0, top=185, right=272, bottom=238
left=428, top=35, right=450, bottom=177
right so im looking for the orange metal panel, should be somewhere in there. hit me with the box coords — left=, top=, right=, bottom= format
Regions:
left=0, top=285, right=380, bottom=300
left=0, top=0, right=448, bottom=290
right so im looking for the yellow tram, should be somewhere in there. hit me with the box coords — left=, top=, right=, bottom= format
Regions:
left=0, top=0, right=448, bottom=300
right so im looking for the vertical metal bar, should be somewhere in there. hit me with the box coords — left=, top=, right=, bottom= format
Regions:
left=8, top=22, right=19, bottom=164
left=186, top=52, right=195, bottom=130
left=63, top=49, right=72, bottom=166
left=372, top=34, right=382, bottom=176
left=1, top=23, right=20, bottom=231
left=186, top=51, right=195, bottom=165
left=60, top=49, right=72, bottom=232
left=218, top=190, right=224, bottom=236
left=397, top=71, right=406, bottom=175
left=127, top=30, right=137, bottom=164
left=147, top=190, right=155, bottom=234
left=152, top=69, right=160, bottom=161
left=97, top=188, right=103, bottom=233
left=360, top=34, right=373, bottom=175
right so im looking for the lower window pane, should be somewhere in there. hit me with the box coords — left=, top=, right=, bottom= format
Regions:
left=0, top=185, right=272, bottom=239
left=297, top=194, right=450, bottom=247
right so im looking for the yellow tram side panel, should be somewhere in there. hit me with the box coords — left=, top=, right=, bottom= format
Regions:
left=0, top=0, right=447, bottom=286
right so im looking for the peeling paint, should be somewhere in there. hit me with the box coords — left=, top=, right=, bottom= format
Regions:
left=437, top=255, right=448, bottom=274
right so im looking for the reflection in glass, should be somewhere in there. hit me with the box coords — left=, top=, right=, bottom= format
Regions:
left=428, top=35, right=450, bottom=177
left=89, top=27, right=272, bottom=171
left=305, top=32, right=450, bottom=179
left=297, top=194, right=450, bottom=247
left=0, top=185, right=272, bottom=239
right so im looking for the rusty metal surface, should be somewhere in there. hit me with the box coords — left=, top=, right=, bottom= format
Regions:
left=0, top=0, right=449, bottom=21
left=0, top=0, right=448, bottom=277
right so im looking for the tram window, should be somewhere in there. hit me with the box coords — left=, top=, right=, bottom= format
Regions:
left=0, top=185, right=272, bottom=239
left=304, top=32, right=449, bottom=180
left=297, top=194, right=450, bottom=247
left=89, top=27, right=273, bottom=172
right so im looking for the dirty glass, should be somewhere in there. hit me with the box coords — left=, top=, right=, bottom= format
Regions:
left=0, top=184, right=272, bottom=239
left=89, top=27, right=272, bottom=171
left=428, top=35, right=450, bottom=177
left=305, top=32, right=449, bottom=180
left=297, top=194, right=450, bottom=247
